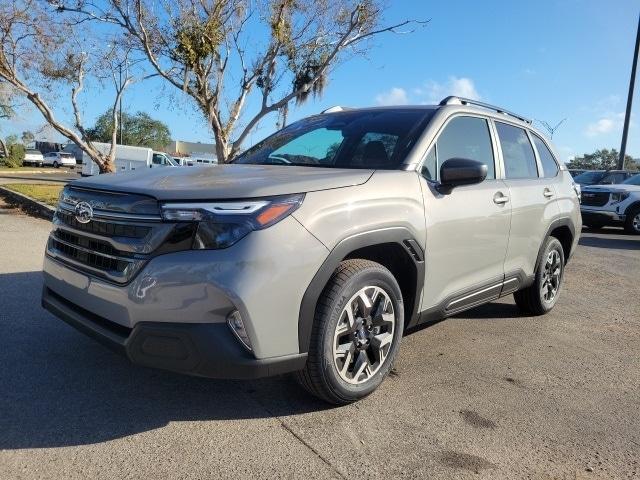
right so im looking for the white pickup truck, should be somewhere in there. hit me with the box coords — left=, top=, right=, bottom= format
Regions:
left=78, top=142, right=177, bottom=176
left=580, top=173, right=640, bottom=234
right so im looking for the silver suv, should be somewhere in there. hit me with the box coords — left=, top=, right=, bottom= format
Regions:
left=42, top=96, right=581, bottom=404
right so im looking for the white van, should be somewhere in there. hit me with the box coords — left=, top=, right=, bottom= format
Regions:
left=80, top=142, right=177, bottom=176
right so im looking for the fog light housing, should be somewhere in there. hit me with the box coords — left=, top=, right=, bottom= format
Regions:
left=227, top=310, right=252, bottom=351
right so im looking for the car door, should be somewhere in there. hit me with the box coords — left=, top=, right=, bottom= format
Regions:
left=418, top=115, right=512, bottom=315
left=494, top=121, right=560, bottom=281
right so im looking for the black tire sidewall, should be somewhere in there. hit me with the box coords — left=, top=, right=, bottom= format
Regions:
left=625, top=208, right=640, bottom=235
left=535, top=237, right=565, bottom=312
left=319, top=267, right=404, bottom=402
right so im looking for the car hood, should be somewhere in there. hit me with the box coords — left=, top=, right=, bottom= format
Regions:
left=582, top=184, right=640, bottom=193
left=71, top=164, right=374, bottom=200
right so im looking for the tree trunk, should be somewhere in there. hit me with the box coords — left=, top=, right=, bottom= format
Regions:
left=99, top=157, right=117, bottom=174
left=0, top=138, right=7, bottom=158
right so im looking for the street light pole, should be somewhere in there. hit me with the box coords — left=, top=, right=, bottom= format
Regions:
left=619, top=13, right=640, bottom=170
left=118, top=63, right=123, bottom=145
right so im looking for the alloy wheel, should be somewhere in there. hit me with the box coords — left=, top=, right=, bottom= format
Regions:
left=541, top=249, right=562, bottom=302
left=633, top=213, right=640, bottom=233
left=332, top=286, right=395, bottom=385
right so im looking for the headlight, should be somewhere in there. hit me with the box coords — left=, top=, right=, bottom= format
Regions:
left=160, top=194, right=304, bottom=249
left=610, top=192, right=629, bottom=204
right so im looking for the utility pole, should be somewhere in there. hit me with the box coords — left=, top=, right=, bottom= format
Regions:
left=118, top=63, right=123, bottom=145
left=619, top=13, right=640, bottom=170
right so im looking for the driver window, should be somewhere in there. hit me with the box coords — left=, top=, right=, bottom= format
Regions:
left=422, top=116, right=495, bottom=181
left=270, top=128, right=344, bottom=165
left=152, top=154, right=163, bottom=165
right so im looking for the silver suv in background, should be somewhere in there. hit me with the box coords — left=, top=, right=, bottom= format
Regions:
left=42, top=97, right=581, bottom=404
left=581, top=173, right=640, bottom=234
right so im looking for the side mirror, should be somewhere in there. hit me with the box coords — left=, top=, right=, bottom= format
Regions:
left=438, top=158, right=488, bottom=194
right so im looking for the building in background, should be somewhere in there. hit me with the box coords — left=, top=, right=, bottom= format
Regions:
left=165, top=140, right=217, bottom=159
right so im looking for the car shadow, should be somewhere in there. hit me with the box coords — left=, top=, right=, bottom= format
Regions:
left=0, top=271, right=331, bottom=450
left=579, top=231, right=640, bottom=250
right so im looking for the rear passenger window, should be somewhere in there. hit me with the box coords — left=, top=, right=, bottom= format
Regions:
left=496, top=122, right=538, bottom=179
left=532, top=134, right=558, bottom=178
left=422, top=116, right=495, bottom=181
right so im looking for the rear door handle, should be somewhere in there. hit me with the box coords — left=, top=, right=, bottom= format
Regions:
left=543, top=188, right=554, bottom=198
left=493, top=192, right=509, bottom=205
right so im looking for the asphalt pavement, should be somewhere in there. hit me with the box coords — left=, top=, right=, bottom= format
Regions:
left=0, top=199, right=638, bottom=479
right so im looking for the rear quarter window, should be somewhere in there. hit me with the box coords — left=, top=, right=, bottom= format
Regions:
left=531, top=134, right=559, bottom=178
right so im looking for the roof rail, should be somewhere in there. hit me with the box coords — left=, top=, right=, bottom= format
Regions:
left=439, top=96, right=532, bottom=124
left=321, top=105, right=350, bottom=114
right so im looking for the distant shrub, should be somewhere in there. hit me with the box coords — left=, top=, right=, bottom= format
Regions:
left=4, top=144, right=25, bottom=168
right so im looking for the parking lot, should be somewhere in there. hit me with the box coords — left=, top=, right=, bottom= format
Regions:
left=0, top=199, right=638, bottom=480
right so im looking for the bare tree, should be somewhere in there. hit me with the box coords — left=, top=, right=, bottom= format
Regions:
left=54, top=0, right=427, bottom=163
left=0, top=0, right=140, bottom=172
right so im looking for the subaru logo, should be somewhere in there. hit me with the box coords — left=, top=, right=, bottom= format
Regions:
left=74, top=201, right=94, bottom=224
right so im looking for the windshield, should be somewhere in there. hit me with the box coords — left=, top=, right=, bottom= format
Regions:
left=623, top=173, right=640, bottom=185
left=233, top=109, right=433, bottom=169
left=573, top=171, right=605, bottom=184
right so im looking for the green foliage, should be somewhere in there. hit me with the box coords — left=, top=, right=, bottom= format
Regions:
left=87, top=111, right=172, bottom=150
left=4, top=143, right=25, bottom=167
left=174, top=16, right=224, bottom=68
left=21, top=130, right=34, bottom=145
left=567, top=148, right=638, bottom=171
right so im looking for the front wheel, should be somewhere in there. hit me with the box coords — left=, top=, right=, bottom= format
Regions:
left=295, top=259, right=404, bottom=405
left=624, top=207, right=640, bottom=235
left=514, top=236, right=565, bottom=315
left=53, top=161, right=59, bottom=168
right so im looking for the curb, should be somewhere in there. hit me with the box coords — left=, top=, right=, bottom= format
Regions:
left=0, top=186, right=56, bottom=220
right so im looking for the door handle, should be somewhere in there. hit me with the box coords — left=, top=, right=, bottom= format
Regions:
left=493, top=192, right=509, bottom=205
left=543, top=188, right=554, bottom=198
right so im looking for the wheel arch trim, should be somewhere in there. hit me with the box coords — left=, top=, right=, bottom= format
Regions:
left=536, top=217, right=576, bottom=270
left=297, top=227, right=424, bottom=353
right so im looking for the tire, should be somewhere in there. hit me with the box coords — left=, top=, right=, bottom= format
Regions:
left=53, top=161, right=59, bottom=168
left=514, top=237, right=565, bottom=316
left=624, top=207, right=640, bottom=235
left=295, top=259, right=405, bottom=405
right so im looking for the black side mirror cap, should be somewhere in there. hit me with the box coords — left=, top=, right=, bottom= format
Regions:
left=437, top=158, right=488, bottom=194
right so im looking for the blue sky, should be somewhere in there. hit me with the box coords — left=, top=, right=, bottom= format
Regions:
left=4, top=0, right=640, bottom=162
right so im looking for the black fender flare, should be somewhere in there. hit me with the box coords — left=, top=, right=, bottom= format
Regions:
left=297, top=227, right=425, bottom=353
left=534, top=217, right=577, bottom=272
left=624, top=200, right=640, bottom=217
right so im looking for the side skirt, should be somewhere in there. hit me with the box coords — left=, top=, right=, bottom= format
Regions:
left=413, top=270, right=532, bottom=327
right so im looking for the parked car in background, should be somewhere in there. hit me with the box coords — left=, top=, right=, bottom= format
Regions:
left=23, top=149, right=45, bottom=167
left=581, top=173, right=640, bottom=234
left=572, top=169, right=635, bottom=186
left=43, top=151, right=77, bottom=169
left=173, top=156, right=195, bottom=167
left=42, top=96, right=581, bottom=404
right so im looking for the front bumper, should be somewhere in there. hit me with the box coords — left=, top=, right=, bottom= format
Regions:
left=41, top=215, right=329, bottom=376
left=580, top=208, right=625, bottom=225
left=42, top=286, right=307, bottom=378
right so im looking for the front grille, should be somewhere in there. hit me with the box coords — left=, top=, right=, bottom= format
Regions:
left=581, top=191, right=610, bottom=207
left=49, top=237, right=128, bottom=273
left=55, top=210, right=151, bottom=239
left=48, top=187, right=196, bottom=284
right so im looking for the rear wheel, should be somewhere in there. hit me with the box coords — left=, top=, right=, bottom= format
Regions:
left=624, top=207, right=640, bottom=235
left=514, top=237, right=565, bottom=315
left=295, top=259, right=404, bottom=405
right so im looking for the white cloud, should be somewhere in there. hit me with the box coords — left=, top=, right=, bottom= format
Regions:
left=424, top=76, right=482, bottom=103
left=374, top=87, right=408, bottom=106
left=585, top=112, right=624, bottom=137
left=374, top=77, right=482, bottom=106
